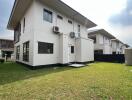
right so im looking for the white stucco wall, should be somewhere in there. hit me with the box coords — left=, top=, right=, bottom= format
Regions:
left=14, top=1, right=35, bottom=66
left=80, top=38, right=94, bottom=62
left=94, top=34, right=112, bottom=54
left=112, top=41, right=117, bottom=52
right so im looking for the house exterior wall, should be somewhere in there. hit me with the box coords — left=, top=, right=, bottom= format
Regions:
left=14, top=0, right=94, bottom=66
left=111, top=41, right=117, bottom=52
left=111, top=41, right=127, bottom=54
left=80, top=38, right=94, bottom=62
left=14, top=1, right=35, bottom=66
left=94, top=34, right=112, bottom=54
left=121, top=45, right=127, bottom=54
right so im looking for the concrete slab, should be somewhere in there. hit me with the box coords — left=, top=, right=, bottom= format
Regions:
left=69, top=64, right=85, bottom=68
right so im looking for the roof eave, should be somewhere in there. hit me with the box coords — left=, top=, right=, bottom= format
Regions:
left=7, top=0, right=97, bottom=30
left=88, top=29, right=115, bottom=39
left=7, top=0, right=18, bottom=30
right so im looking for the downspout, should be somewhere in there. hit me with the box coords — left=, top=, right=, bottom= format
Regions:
left=72, top=13, right=78, bottom=63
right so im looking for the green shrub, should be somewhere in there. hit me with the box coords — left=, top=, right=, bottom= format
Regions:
left=0, top=59, right=4, bottom=63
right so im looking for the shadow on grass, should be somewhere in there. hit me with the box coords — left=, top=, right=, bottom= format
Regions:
left=0, top=62, right=73, bottom=85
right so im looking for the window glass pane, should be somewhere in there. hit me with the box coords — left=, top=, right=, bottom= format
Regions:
left=44, top=9, right=52, bottom=23
left=48, top=14, right=52, bottom=22
left=68, top=20, right=72, bottom=24
left=23, top=41, right=29, bottom=62
left=78, top=25, right=81, bottom=37
left=16, top=46, right=20, bottom=60
left=57, top=15, right=63, bottom=20
left=38, top=42, right=53, bottom=54
left=23, top=18, right=25, bottom=33
left=71, top=46, right=74, bottom=53
left=14, top=23, right=21, bottom=43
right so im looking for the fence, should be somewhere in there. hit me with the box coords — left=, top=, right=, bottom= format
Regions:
left=94, top=54, right=125, bottom=63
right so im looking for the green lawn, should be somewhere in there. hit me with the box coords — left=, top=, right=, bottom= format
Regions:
left=0, top=62, right=132, bottom=100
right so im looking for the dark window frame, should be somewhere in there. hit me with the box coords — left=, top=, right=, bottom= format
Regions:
left=23, top=41, right=29, bottom=62
left=14, top=22, right=21, bottom=43
left=78, top=25, right=81, bottom=37
left=71, top=46, right=74, bottom=54
left=23, top=18, right=25, bottom=33
left=43, top=9, right=53, bottom=23
left=78, top=25, right=80, bottom=32
left=112, top=52, right=116, bottom=54
left=38, top=42, right=54, bottom=54
left=16, top=46, right=20, bottom=60
left=94, top=50, right=103, bottom=54
left=57, top=15, right=63, bottom=20
left=68, top=20, right=72, bottom=24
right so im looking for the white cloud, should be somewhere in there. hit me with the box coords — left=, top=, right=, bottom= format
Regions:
left=129, top=10, right=132, bottom=15
left=62, top=0, right=126, bottom=28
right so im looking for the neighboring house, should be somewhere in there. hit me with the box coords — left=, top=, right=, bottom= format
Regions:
left=0, top=39, right=14, bottom=59
left=111, top=39, right=129, bottom=54
left=7, top=0, right=96, bottom=67
left=88, top=29, right=115, bottom=54
left=121, top=44, right=129, bottom=54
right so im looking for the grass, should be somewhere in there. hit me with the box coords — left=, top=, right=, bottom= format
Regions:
left=0, top=62, right=132, bottom=100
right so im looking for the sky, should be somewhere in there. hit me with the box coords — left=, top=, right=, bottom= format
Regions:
left=0, top=0, right=132, bottom=46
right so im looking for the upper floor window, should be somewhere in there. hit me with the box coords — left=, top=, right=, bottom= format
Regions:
left=14, top=23, right=21, bottom=43
left=43, top=9, right=52, bottom=23
left=78, top=25, right=81, bottom=37
left=23, top=18, right=25, bottom=33
left=57, top=15, right=63, bottom=20
left=78, top=25, right=80, bottom=32
left=68, top=20, right=72, bottom=24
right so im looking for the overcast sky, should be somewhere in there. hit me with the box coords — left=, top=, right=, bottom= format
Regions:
left=0, top=0, right=132, bottom=46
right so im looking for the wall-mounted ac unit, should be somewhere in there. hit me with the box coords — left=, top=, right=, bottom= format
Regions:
left=70, top=32, right=75, bottom=38
left=53, top=26, right=60, bottom=34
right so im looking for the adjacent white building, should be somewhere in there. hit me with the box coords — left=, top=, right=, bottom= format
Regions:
left=0, top=39, right=14, bottom=59
left=7, top=0, right=96, bottom=67
left=111, top=39, right=129, bottom=54
left=88, top=29, right=115, bottom=54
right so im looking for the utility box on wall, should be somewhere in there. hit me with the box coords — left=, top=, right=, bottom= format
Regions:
left=125, top=48, right=132, bottom=66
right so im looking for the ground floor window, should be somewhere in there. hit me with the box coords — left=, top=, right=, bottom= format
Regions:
left=112, top=52, right=116, bottom=54
left=71, top=46, right=74, bottom=54
left=16, top=46, right=20, bottom=60
left=23, top=41, right=29, bottom=62
left=94, top=50, right=103, bottom=54
left=38, top=42, right=54, bottom=54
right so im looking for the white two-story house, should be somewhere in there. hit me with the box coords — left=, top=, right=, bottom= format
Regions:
left=111, top=39, right=129, bottom=54
left=7, top=0, right=96, bottom=67
left=88, top=29, right=115, bottom=54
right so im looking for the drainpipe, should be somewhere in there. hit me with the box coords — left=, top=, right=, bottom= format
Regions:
left=72, top=13, right=78, bottom=64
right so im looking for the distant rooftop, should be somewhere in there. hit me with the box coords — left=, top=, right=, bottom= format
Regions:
left=88, top=29, right=116, bottom=39
left=0, top=38, right=14, bottom=41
